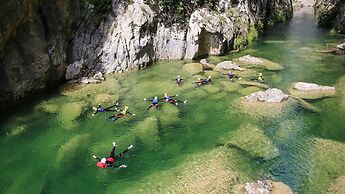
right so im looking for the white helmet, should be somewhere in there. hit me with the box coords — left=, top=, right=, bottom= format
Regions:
left=101, top=158, right=107, bottom=164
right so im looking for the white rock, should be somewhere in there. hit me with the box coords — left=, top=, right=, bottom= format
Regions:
left=238, top=55, right=263, bottom=64
left=293, top=82, right=335, bottom=91
left=337, top=43, right=345, bottom=50
left=93, top=72, right=104, bottom=81
left=214, top=61, right=246, bottom=71
left=245, top=88, right=289, bottom=103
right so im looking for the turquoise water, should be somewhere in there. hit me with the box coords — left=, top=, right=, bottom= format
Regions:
left=1, top=7, right=345, bottom=194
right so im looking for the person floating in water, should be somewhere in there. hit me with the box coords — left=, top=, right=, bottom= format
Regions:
left=107, top=106, right=135, bottom=122
left=92, top=142, right=133, bottom=169
left=161, top=93, right=187, bottom=106
left=172, top=75, right=183, bottom=86
left=194, top=76, right=212, bottom=86
left=145, top=96, right=160, bottom=110
left=250, top=73, right=264, bottom=82
left=223, top=71, right=240, bottom=81
left=92, top=103, right=118, bottom=116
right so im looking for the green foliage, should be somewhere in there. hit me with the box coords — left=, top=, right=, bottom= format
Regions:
left=247, top=27, right=258, bottom=44
left=234, top=35, right=248, bottom=50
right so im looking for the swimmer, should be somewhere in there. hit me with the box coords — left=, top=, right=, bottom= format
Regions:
left=172, top=75, right=183, bottom=86
left=145, top=96, right=160, bottom=110
left=161, top=93, right=187, bottom=106
left=107, top=106, right=135, bottom=122
left=193, top=76, right=212, bottom=86
left=92, top=103, right=118, bottom=116
left=92, top=142, right=133, bottom=169
left=223, top=71, right=240, bottom=81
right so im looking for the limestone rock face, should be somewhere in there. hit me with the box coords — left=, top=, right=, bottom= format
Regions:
left=0, top=0, right=84, bottom=110
left=315, top=0, right=345, bottom=33
left=245, top=88, right=289, bottom=103
left=0, top=0, right=293, bottom=111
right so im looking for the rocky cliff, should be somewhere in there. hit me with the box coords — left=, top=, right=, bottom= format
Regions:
left=315, top=0, right=345, bottom=34
left=0, top=0, right=293, bottom=111
left=0, top=0, right=84, bottom=109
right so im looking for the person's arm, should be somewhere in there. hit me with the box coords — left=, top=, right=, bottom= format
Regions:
left=92, top=155, right=101, bottom=162
left=112, top=164, right=127, bottom=168
left=127, top=111, right=135, bottom=116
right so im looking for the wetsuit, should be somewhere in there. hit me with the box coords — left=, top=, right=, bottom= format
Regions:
left=175, top=78, right=183, bottom=85
left=147, top=98, right=159, bottom=110
left=94, top=145, right=130, bottom=169
left=93, top=104, right=117, bottom=115
left=195, top=78, right=212, bottom=86
left=162, top=95, right=184, bottom=105
left=108, top=108, right=134, bottom=121
left=224, top=73, right=239, bottom=80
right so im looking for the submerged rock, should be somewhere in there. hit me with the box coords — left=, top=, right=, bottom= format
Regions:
left=309, top=138, right=345, bottom=193
left=234, top=55, right=284, bottom=71
left=183, top=63, right=204, bottom=75
left=237, top=80, right=270, bottom=89
left=293, top=82, right=335, bottom=91
left=219, top=124, right=279, bottom=159
left=59, top=101, right=86, bottom=129
left=57, top=134, right=90, bottom=164
left=289, top=82, right=336, bottom=100
left=233, top=180, right=293, bottom=194
left=135, top=117, right=159, bottom=147
left=113, top=147, right=238, bottom=194
left=214, top=61, right=246, bottom=72
left=328, top=175, right=345, bottom=194
left=245, top=88, right=289, bottom=103
left=200, top=59, right=215, bottom=69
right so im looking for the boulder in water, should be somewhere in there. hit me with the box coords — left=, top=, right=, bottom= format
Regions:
left=289, top=82, right=336, bottom=100
left=183, top=63, right=204, bottom=75
left=233, top=180, right=293, bottom=194
left=237, top=80, right=270, bottom=89
left=219, top=124, right=279, bottom=159
left=233, top=55, right=284, bottom=71
left=214, top=61, right=246, bottom=72
left=245, top=88, right=289, bottom=103
left=200, top=59, right=215, bottom=69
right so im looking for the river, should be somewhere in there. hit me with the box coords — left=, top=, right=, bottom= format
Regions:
left=0, top=7, right=344, bottom=194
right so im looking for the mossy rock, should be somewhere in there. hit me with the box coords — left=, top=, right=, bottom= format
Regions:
left=219, top=81, right=243, bottom=93
left=35, top=101, right=59, bottom=113
left=233, top=56, right=284, bottom=71
left=134, top=117, right=160, bottom=147
left=57, top=134, right=91, bottom=164
left=308, top=138, right=345, bottom=193
left=204, top=70, right=220, bottom=78
left=203, top=85, right=221, bottom=94
left=94, top=94, right=118, bottom=104
left=59, top=101, right=87, bottom=129
left=60, top=77, right=122, bottom=101
left=237, top=69, right=259, bottom=79
left=328, top=175, right=345, bottom=194
left=292, top=96, right=320, bottom=113
left=233, top=97, right=297, bottom=119
left=237, top=80, right=269, bottom=89
left=7, top=125, right=27, bottom=136
left=183, top=63, right=204, bottom=75
left=112, top=147, right=238, bottom=194
left=336, top=75, right=345, bottom=96
left=289, top=83, right=336, bottom=100
left=238, top=86, right=262, bottom=95
left=219, top=124, right=279, bottom=159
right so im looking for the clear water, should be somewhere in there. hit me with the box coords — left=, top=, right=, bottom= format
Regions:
left=0, top=7, right=345, bottom=194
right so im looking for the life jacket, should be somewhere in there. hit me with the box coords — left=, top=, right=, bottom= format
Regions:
left=152, top=98, right=158, bottom=104
left=96, top=162, right=107, bottom=168
left=97, top=108, right=105, bottom=112
left=106, top=157, right=116, bottom=163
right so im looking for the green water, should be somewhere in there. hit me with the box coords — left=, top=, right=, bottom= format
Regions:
left=1, top=7, right=345, bottom=194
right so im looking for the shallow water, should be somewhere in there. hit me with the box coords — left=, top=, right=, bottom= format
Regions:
left=1, top=7, right=345, bottom=194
